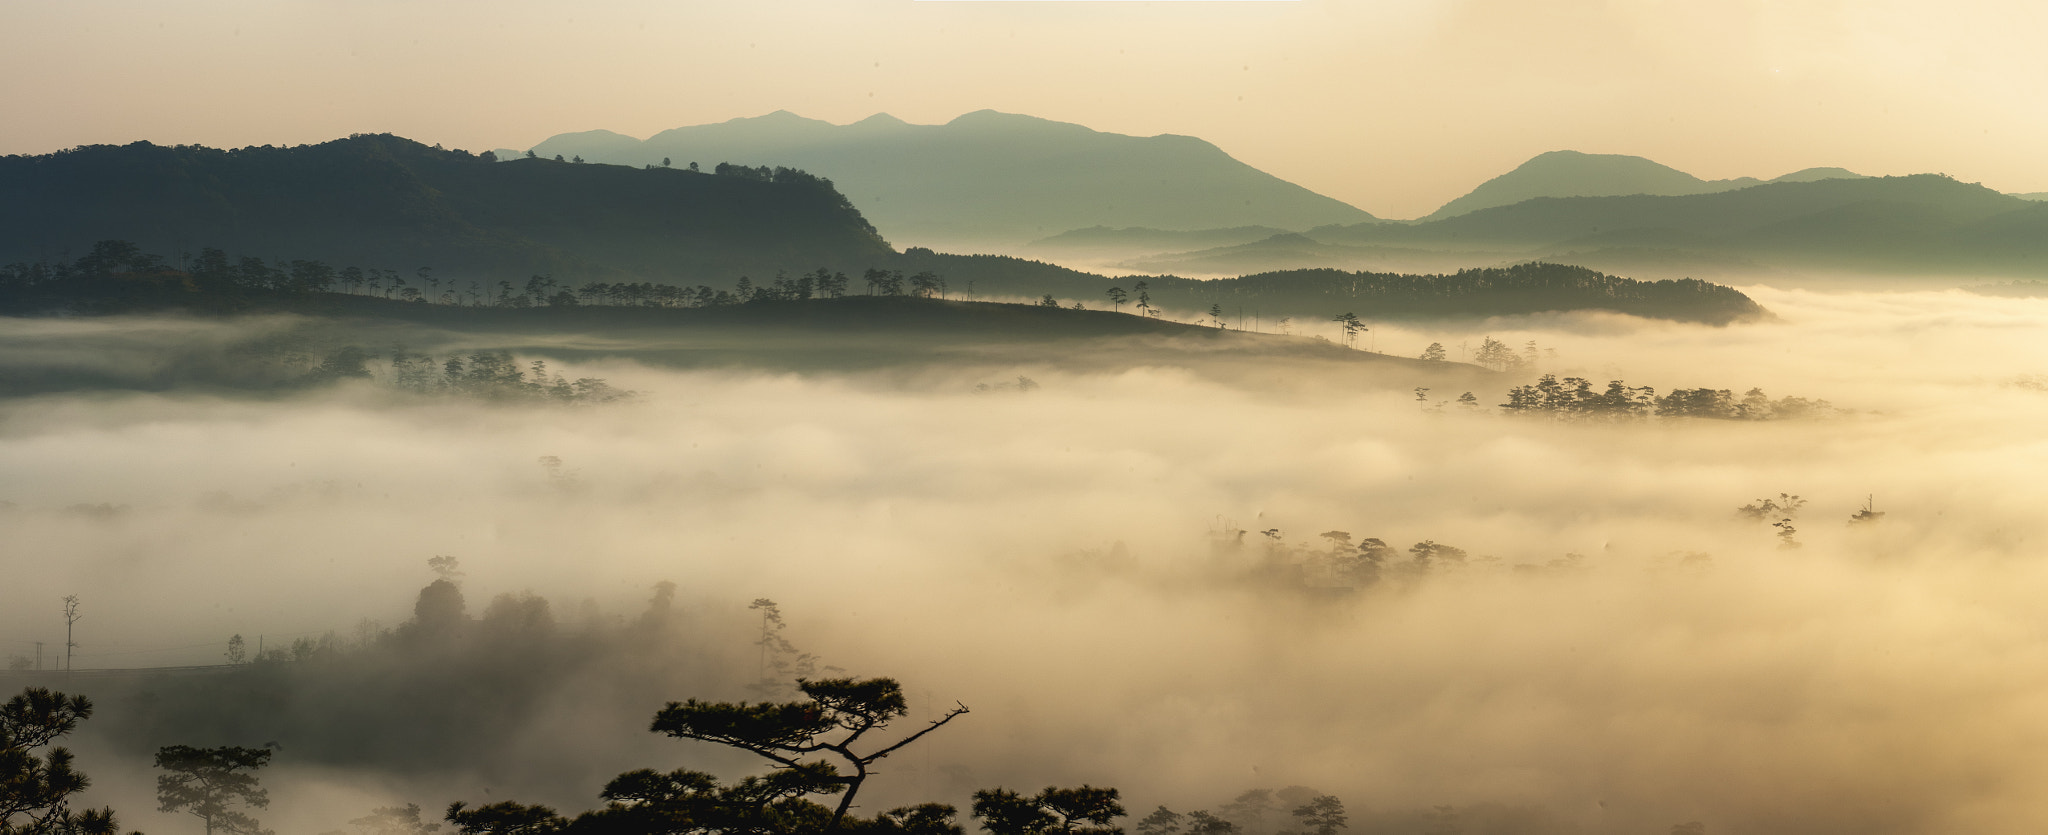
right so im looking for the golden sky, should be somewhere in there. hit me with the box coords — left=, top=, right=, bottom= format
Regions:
left=5, top=0, right=2045, bottom=218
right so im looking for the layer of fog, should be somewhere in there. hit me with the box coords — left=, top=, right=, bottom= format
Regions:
left=4, top=287, right=2048, bottom=834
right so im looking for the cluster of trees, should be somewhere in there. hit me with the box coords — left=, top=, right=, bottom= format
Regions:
left=1215, top=524, right=1618, bottom=590
left=1236, top=528, right=1474, bottom=591
left=1135, top=789, right=1348, bottom=835
left=1734, top=492, right=1885, bottom=546
left=709, top=164, right=829, bottom=188
left=387, top=351, right=631, bottom=404
left=1738, top=493, right=1807, bottom=549
left=1499, top=376, right=1834, bottom=421
left=0, top=240, right=469, bottom=312
left=573, top=266, right=948, bottom=308
left=206, top=332, right=630, bottom=403
left=1470, top=337, right=1530, bottom=372
left=1100, top=282, right=1158, bottom=318
left=1410, top=337, right=1554, bottom=370
left=972, top=376, right=1041, bottom=395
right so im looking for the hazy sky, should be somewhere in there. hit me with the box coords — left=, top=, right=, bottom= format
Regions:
left=5, top=0, right=2046, bottom=218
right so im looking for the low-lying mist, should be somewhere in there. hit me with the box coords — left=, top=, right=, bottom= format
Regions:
left=5, top=287, right=2048, bottom=835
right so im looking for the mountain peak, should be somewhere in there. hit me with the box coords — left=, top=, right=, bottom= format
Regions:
left=1421, top=150, right=1711, bottom=221
left=1771, top=166, right=1864, bottom=183
left=734, top=109, right=836, bottom=127
left=944, top=110, right=1094, bottom=134
left=1425, top=152, right=1871, bottom=221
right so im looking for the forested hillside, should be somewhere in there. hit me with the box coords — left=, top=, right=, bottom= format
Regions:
left=0, top=135, right=893, bottom=283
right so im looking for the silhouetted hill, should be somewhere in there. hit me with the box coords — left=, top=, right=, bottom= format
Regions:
left=0, top=134, right=893, bottom=283
left=1421, top=151, right=1864, bottom=221
left=881, top=253, right=1766, bottom=325
left=1164, top=263, right=1767, bottom=325
left=526, top=110, right=1374, bottom=246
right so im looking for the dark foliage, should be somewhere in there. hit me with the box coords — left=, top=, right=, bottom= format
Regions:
left=1, top=688, right=121, bottom=835
left=970, top=786, right=1125, bottom=835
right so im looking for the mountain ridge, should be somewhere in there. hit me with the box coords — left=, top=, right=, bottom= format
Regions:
left=1097, top=174, right=2048, bottom=281
left=525, top=110, right=1376, bottom=246
left=1420, top=150, right=1867, bottom=221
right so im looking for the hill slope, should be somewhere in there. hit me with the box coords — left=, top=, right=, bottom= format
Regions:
left=0, top=135, right=894, bottom=283
left=527, top=110, right=1376, bottom=246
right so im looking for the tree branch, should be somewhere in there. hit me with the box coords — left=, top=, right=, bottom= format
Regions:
left=860, top=703, right=969, bottom=764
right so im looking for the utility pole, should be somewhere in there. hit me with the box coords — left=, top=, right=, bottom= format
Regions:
left=34, top=641, right=43, bottom=671
left=62, top=595, right=80, bottom=671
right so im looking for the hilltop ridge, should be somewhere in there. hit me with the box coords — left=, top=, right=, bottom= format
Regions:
left=0, top=134, right=893, bottom=282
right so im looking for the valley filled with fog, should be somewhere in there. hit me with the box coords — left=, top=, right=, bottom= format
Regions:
left=5, top=285, right=2046, bottom=835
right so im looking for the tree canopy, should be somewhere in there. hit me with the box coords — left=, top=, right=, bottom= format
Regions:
left=1, top=688, right=122, bottom=835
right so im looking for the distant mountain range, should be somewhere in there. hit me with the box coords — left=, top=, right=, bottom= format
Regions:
left=1421, top=150, right=1866, bottom=221
left=1050, top=174, right=2048, bottom=282
left=517, top=110, right=1375, bottom=247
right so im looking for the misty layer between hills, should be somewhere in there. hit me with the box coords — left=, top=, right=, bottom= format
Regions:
left=3, top=288, right=2048, bottom=835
